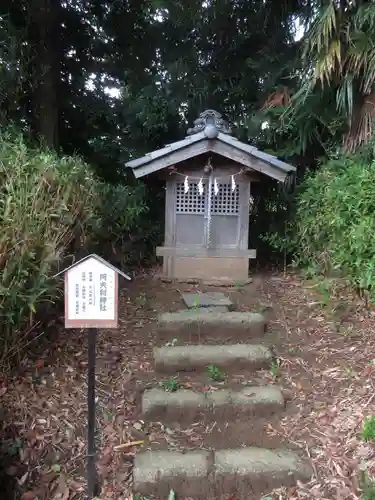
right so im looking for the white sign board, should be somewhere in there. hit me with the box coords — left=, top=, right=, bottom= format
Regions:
left=64, top=256, right=119, bottom=328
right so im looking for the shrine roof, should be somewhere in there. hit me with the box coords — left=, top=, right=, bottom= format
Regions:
left=125, top=110, right=296, bottom=183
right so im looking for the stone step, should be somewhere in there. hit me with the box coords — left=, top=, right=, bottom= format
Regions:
left=181, top=291, right=234, bottom=310
left=154, top=343, right=273, bottom=373
left=142, top=385, right=284, bottom=423
left=133, top=447, right=312, bottom=499
left=157, top=310, right=267, bottom=342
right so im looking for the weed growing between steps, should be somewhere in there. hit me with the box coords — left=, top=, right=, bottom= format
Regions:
left=207, top=363, right=226, bottom=382
left=234, top=279, right=246, bottom=289
left=159, top=376, right=180, bottom=392
left=192, top=294, right=199, bottom=308
left=269, top=358, right=281, bottom=381
left=165, top=338, right=178, bottom=347
left=134, top=292, right=148, bottom=308
left=253, top=302, right=272, bottom=314
left=159, top=365, right=228, bottom=388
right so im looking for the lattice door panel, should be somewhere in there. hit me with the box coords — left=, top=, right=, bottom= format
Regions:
left=176, top=181, right=206, bottom=214
left=210, top=215, right=238, bottom=247
left=211, top=183, right=239, bottom=215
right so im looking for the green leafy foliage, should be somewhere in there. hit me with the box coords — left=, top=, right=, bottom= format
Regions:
left=0, top=131, right=98, bottom=366
left=300, top=1, right=375, bottom=150
left=361, top=482, right=375, bottom=500
left=268, top=153, right=375, bottom=300
left=0, top=0, right=311, bottom=169
left=159, top=376, right=180, bottom=392
left=269, top=359, right=281, bottom=380
left=7, top=438, right=23, bottom=457
left=165, top=338, right=178, bottom=347
left=92, top=183, right=147, bottom=251
left=0, top=131, right=154, bottom=368
left=362, top=416, right=375, bottom=442
left=207, top=363, right=225, bottom=382
left=359, top=468, right=375, bottom=500
left=257, top=2, right=375, bottom=158
left=312, top=278, right=333, bottom=308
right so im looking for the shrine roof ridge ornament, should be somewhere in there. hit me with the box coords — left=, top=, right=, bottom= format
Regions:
left=186, top=109, right=232, bottom=138
left=125, top=109, right=296, bottom=184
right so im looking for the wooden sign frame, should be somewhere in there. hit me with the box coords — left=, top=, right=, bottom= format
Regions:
left=55, top=254, right=131, bottom=330
left=54, top=253, right=131, bottom=499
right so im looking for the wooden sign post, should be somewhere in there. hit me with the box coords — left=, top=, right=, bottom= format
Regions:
left=55, top=254, right=131, bottom=499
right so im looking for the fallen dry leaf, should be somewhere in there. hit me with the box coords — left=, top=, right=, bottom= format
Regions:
left=21, top=492, right=38, bottom=500
left=114, top=440, right=144, bottom=452
left=1, top=271, right=374, bottom=500
left=362, top=365, right=372, bottom=377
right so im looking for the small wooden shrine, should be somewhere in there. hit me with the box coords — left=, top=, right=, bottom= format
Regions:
left=126, top=110, right=296, bottom=282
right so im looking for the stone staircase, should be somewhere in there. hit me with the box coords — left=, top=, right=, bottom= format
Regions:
left=133, top=292, right=312, bottom=499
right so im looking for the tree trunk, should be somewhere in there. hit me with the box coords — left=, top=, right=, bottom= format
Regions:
left=30, top=0, right=60, bottom=149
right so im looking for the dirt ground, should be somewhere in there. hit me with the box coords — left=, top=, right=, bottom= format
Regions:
left=1, top=269, right=375, bottom=499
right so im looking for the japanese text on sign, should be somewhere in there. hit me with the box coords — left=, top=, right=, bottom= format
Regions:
left=66, top=258, right=116, bottom=323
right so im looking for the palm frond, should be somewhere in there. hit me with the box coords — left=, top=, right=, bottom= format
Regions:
left=303, top=2, right=338, bottom=60
left=344, top=92, right=375, bottom=151
left=303, top=2, right=344, bottom=85
left=362, top=49, right=375, bottom=94
left=354, top=3, right=375, bottom=31
left=346, top=31, right=375, bottom=87
left=336, top=76, right=353, bottom=121
left=314, top=39, right=341, bottom=84
left=296, top=0, right=375, bottom=152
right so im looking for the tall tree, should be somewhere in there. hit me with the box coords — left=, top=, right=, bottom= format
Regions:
left=290, top=0, right=375, bottom=152
left=0, top=0, right=316, bottom=173
left=29, top=0, right=61, bottom=148
left=113, top=0, right=311, bottom=150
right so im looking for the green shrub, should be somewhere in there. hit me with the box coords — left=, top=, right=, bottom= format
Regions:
left=0, top=130, right=157, bottom=368
left=0, top=131, right=98, bottom=365
left=91, top=182, right=160, bottom=267
left=268, top=154, right=375, bottom=298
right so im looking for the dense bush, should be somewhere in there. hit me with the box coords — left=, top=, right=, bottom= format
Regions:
left=91, top=182, right=162, bottom=268
left=268, top=154, right=375, bottom=295
left=0, top=131, right=153, bottom=367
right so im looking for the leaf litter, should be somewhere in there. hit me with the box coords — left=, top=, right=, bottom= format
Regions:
left=0, top=276, right=176, bottom=499
left=262, top=274, right=375, bottom=500
left=1, top=271, right=375, bottom=499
